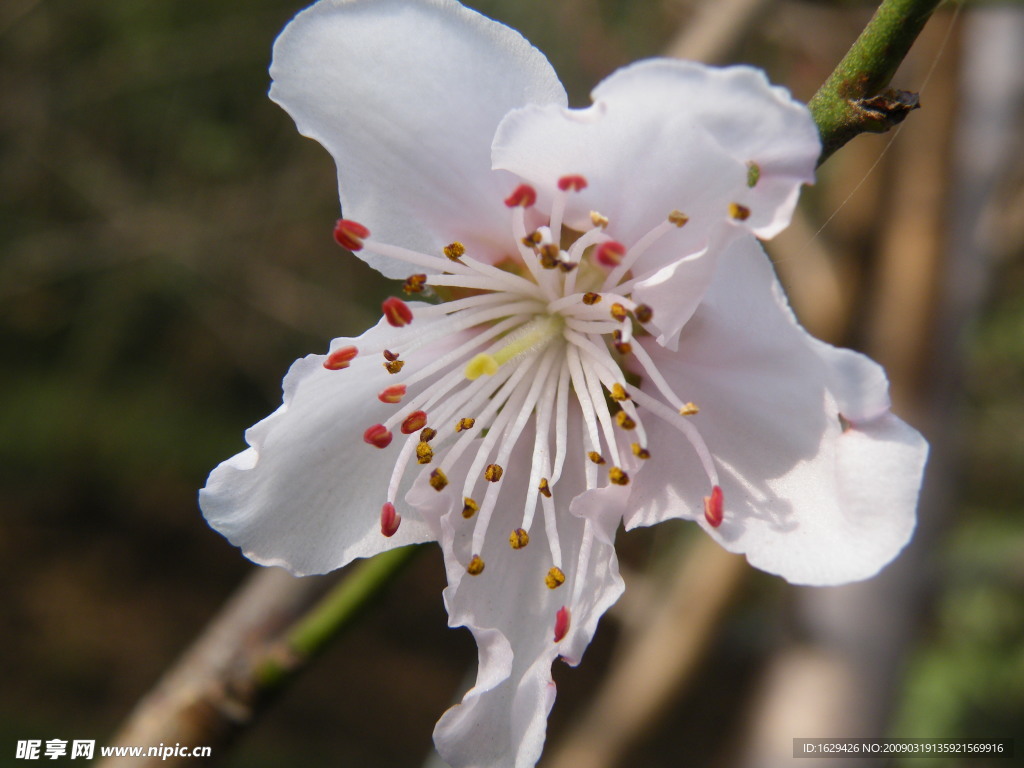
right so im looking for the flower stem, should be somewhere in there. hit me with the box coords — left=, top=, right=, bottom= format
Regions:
left=254, top=544, right=422, bottom=691
left=809, top=0, right=943, bottom=164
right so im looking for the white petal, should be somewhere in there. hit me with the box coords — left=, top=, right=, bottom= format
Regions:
left=627, top=236, right=927, bottom=585
left=270, top=0, right=567, bottom=277
left=409, top=419, right=625, bottom=768
left=200, top=308, right=455, bottom=576
left=596, top=61, right=820, bottom=238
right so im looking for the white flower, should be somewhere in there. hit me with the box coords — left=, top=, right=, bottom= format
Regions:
left=199, top=1, right=929, bottom=766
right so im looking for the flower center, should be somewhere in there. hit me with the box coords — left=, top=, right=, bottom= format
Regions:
left=327, top=175, right=724, bottom=636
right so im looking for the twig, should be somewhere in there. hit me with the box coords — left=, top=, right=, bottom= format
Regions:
left=809, top=0, right=943, bottom=163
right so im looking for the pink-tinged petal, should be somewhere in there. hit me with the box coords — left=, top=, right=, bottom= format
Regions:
left=270, top=0, right=567, bottom=278
left=628, top=236, right=927, bottom=585
left=408, top=419, right=625, bottom=768
left=200, top=306, right=460, bottom=576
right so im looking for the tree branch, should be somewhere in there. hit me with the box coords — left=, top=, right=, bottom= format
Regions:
left=809, top=0, right=943, bottom=164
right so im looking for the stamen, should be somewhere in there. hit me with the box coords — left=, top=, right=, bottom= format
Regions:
left=416, top=442, right=433, bottom=464
left=509, top=528, right=530, bottom=549
left=380, top=502, right=401, bottom=537
left=403, top=274, right=427, bottom=293
left=444, top=241, right=466, bottom=261
left=384, top=359, right=405, bottom=375
left=590, top=211, right=609, bottom=228
left=324, top=345, right=358, bottom=370
left=729, top=202, right=751, bottom=221
left=615, top=411, right=636, bottom=430
left=631, top=443, right=651, bottom=459
left=608, top=467, right=630, bottom=486
left=456, top=417, right=476, bottom=432
left=401, top=410, right=428, bottom=434
left=588, top=451, right=605, bottom=465
left=420, top=427, right=437, bottom=442
left=610, top=383, right=629, bottom=401
left=558, top=175, right=588, bottom=191
left=383, top=349, right=400, bottom=361
left=484, top=463, right=504, bottom=482
left=383, top=297, right=414, bottom=327
left=545, top=567, right=566, bottom=589
left=634, top=304, right=653, bottom=324
left=333, top=219, right=369, bottom=251
left=538, top=478, right=552, bottom=497
left=429, top=468, right=448, bottom=491
left=667, top=210, right=690, bottom=227
left=363, top=424, right=393, bottom=449
left=504, top=184, right=537, bottom=208
left=610, top=303, right=629, bottom=322
left=680, top=402, right=700, bottom=416
left=595, top=241, right=626, bottom=267
left=466, top=555, right=485, bottom=575
left=582, top=292, right=601, bottom=305
left=704, top=485, right=724, bottom=527
left=462, top=497, right=479, bottom=519
left=538, top=244, right=561, bottom=270
left=378, top=384, right=406, bottom=404
left=553, top=606, right=571, bottom=643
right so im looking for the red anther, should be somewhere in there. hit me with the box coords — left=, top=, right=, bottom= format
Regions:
left=703, top=485, right=724, bottom=528
left=363, top=424, right=393, bottom=449
left=333, top=219, right=370, bottom=251
left=380, top=502, right=401, bottom=537
left=382, top=297, right=413, bottom=327
left=553, top=606, right=571, bottom=643
left=378, top=384, right=406, bottom=404
left=595, top=241, right=626, bottom=267
left=401, top=410, right=428, bottom=434
left=504, top=184, right=537, bottom=208
left=557, top=174, right=588, bottom=192
left=323, top=345, right=358, bottom=370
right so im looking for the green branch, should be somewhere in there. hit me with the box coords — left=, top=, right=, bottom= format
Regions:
left=809, top=0, right=944, bottom=164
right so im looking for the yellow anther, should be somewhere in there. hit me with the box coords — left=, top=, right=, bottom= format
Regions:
left=429, top=468, right=448, bottom=491
left=729, top=202, right=751, bottom=221
left=610, top=383, right=629, bottom=401
left=462, top=497, right=479, bottom=519
left=610, top=303, right=628, bottom=322
left=634, top=304, right=653, bottom=324
left=522, top=230, right=543, bottom=247
left=416, top=442, right=433, bottom=464
left=466, top=554, right=485, bottom=575
left=631, top=443, right=651, bottom=460
left=403, top=273, right=427, bottom=294
left=615, top=411, right=636, bottom=430
left=538, top=477, right=552, bottom=498
left=465, top=353, right=500, bottom=380
left=538, top=244, right=560, bottom=269
left=456, top=417, right=476, bottom=432
left=420, top=427, right=437, bottom=443
left=444, top=241, right=466, bottom=261
left=484, top=463, right=504, bottom=482
left=590, top=211, right=609, bottom=228
left=545, top=567, right=566, bottom=589
left=679, top=402, right=700, bottom=416
left=609, top=466, right=630, bottom=485
left=509, top=528, right=530, bottom=549
left=668, top=210, right=690, bottom=227
left=588, top=451, right=606, bottom=465
left=582, top=292, right=601, bottom=305
left=384, top=359, right=405, bottom=374
left=614, top=340, right=632, bottom=355
left=557, top=260, right=577, bottom=273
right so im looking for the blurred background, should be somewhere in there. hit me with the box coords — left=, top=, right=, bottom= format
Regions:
left=1, top=0, right=1021, bottom=766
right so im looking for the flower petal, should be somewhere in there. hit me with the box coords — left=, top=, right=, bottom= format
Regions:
left=200, top=308, right=458, bottom=576
left=270, top=0, right=567, bottom=277
left=492, top=59, right=818, bottom=267
left=627, top=236, right=927, bottom=585
left=409, top=419, right=625, bottom=768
